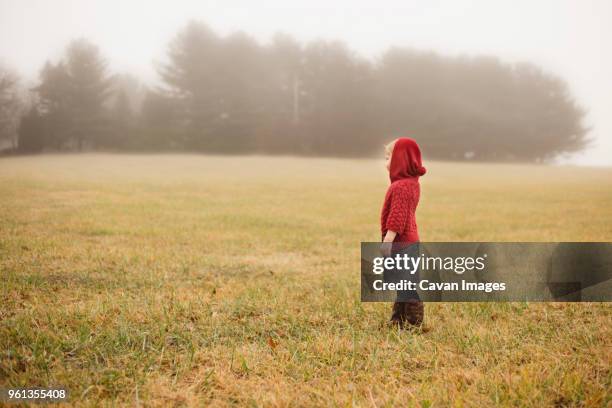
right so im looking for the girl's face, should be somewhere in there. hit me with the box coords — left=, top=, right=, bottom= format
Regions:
left=384, top=140, right=396, bottom=172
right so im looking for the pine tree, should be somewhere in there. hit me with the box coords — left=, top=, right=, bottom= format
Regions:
left=35, top=39, right=111, bottom=150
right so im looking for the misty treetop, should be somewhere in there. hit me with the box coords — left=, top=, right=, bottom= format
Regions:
left=19, top=39, right=114, bottom=151
left=7, top=21, right=589, bottom=161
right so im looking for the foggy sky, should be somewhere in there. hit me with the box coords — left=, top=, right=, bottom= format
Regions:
left=1, top=0, right=610, bottom=166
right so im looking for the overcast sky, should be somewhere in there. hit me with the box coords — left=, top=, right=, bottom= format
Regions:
left=1, top=0, right=610, bottom=165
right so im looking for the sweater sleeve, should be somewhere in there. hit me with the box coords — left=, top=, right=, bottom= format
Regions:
left=385, top=186, right=410, bottom=233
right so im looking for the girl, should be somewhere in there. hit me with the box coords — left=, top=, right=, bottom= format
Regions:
left=380, top=137, right=426, bottom=328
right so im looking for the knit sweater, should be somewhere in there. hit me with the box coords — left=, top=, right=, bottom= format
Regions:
left=380, top=178, right=420, bottom=243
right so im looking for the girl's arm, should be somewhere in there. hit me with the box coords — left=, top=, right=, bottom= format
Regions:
left=381, top=230, right=398, bottom=256
left=383, top=230, right=397, bottom=243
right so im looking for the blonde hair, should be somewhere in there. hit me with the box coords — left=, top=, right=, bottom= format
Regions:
left=384, top=139, right=397, bottom=156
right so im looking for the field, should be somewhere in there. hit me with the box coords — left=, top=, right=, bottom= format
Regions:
left=1, top=154, right=611, bottom=407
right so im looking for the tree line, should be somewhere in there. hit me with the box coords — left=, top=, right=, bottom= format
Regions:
left=0, top=21, right=589, bottom=161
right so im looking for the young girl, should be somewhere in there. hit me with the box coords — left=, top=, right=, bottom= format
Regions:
left=381, top=137, right=426, bottom=328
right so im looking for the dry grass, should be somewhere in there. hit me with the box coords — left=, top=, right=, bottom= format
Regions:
left=0, top=154, right=611, bottom=407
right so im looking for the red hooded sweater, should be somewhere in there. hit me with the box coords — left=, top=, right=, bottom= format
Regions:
left=380, top=138, right=426, bottom=243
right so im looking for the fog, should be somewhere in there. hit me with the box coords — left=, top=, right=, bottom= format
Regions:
left=1, top=0, right=610, bottom=165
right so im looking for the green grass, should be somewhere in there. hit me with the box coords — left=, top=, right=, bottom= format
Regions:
left=0, top=154, right=611, bottom=407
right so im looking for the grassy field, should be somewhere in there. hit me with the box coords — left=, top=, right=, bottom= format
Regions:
left=1, top=154, right=611, bottom=407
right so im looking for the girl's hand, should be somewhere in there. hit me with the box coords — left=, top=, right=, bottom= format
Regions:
left=381, top=230, right=398, bottom=256
left=380, top=242, right=393, bottom=257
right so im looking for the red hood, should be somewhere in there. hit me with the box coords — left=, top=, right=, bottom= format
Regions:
left=389, top=137, right=426, bottom=182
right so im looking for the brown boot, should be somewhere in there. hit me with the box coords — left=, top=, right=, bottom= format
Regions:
left=389, top=301, right=404, bottom=327
left=403, top=299, right=424, bottom=327
left=389, top=300, right=424, bottom=329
